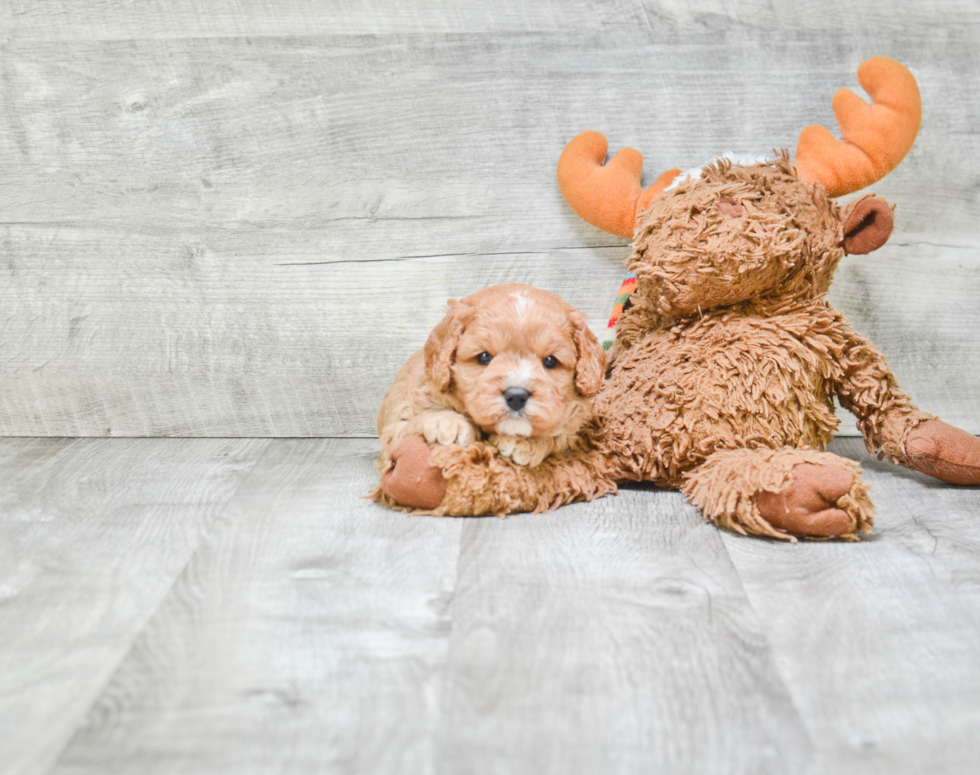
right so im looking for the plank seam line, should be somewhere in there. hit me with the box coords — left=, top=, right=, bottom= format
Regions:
left=39, top=438, right=275, bottom=775
left=0, top=435, right=379, bottom=440
left=0, top=434, right=877, bottom=441
left=713, top=529, right=818, bottom=760
left=429, top=518, right=467, bottom=756
left=275, top=245, right=625, bottom=266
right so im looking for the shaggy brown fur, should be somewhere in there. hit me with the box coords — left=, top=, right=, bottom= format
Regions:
left=395, top=156, right=936, bottom=540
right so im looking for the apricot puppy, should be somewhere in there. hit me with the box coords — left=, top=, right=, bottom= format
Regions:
left=376, top=284, right=605, bottom=478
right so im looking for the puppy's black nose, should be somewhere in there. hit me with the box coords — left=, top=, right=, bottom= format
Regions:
left=503, top=387, right=530, bottom=412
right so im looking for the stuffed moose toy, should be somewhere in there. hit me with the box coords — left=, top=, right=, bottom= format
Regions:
left=379, top=57, right=980, bottom=540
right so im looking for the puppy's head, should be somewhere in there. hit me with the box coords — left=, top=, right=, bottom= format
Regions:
left=424, top=284, right=605, bottom=438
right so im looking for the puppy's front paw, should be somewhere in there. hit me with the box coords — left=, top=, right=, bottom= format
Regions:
left=421, top=411, right=478, bottom=446
left=490, top=434, right=554, bottom=467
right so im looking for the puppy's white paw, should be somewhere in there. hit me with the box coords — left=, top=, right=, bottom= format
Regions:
left=421, top=411, right=477, bottom=446
left=490, top=434, right=553, bottom=467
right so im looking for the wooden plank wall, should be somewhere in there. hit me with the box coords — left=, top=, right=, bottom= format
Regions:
left=1, top=1, right=978, bottom=436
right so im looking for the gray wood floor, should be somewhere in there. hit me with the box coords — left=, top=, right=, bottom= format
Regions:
left=2, top=436, right=979, bottom=775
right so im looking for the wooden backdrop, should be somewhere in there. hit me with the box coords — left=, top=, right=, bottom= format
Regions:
left=2, top=1, right=978, bottom=437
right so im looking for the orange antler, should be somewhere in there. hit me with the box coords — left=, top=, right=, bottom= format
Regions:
left=795, top=57, right=921, bottom=198
left=557, top=131, right=680, bottom=238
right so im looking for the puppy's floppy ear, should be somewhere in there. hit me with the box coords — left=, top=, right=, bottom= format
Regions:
left=424, top=299, right=474, bottom=393
left=569, top=310, right=606, bottom=397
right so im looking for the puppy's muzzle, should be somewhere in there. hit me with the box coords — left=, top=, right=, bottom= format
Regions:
left=503, top=387, right=530, bottom=413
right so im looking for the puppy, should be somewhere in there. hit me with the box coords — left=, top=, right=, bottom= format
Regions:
left=377, top=283, right=605, bottom=475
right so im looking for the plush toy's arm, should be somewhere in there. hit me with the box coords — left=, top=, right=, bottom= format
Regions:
left=377, top=436, right=617, bottom=516
left=835, top=325, right=980, bottom=484
left=835, top=325, right=932, bottom=464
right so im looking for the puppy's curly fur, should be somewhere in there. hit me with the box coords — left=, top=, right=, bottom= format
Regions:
left=376, top=284, right=605, bottom=481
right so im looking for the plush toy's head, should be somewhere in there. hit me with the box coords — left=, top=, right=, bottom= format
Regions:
left=558, top=56, right=919, bottom=348
left=625, top=155, right=896, bottom=321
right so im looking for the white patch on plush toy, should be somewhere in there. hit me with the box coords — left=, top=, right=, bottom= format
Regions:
left=665, top=152, right=770, bottom=191
left=497, top=418, right=533, bottom=437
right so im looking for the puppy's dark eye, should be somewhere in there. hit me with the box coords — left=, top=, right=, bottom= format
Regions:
left=543, top=355, right=559, bottom=369
left=477, top=352, right=493, bottom=365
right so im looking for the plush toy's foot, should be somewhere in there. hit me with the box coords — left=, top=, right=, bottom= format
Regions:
left=904, top=419, right=980, bottom=485
left=683, top=448, right=874, bottom=542
left=379, top=436, right=447, bottom=510
left=755, top=463, right=859, bottom=537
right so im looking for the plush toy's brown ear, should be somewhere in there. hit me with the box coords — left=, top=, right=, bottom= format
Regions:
left=841, top=195, right=894, bottom=254
left=424, top=300, right=473, bottom=393
left=569, top=311, right=606, bottom=397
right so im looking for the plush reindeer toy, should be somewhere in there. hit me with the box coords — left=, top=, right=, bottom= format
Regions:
left=381, top=57, right=980, bottom=541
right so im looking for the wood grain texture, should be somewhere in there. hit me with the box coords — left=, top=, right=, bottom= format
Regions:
left=435, top=490, right=812, bottom=774
left=50, top=438, right=465, bottom=775
left=1, top=0, right=618, bottom=39
left=1, top=8, right=979, bottom=436
left=723, top=437, right=980, bottom=775
left=0, top=437, right=973, bottom=774
left=48, top=439, right=814, bottom=775
left=3, top=0, right=979, bottom=38
left=0, top=437, right=268, bottom=775
left=2, top=228, right=977, bottom=435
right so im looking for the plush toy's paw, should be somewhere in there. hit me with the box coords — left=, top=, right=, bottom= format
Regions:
left=684, top=448, right=874, bottom=541
left=905, top=419, right=980, bottom=485
left=489, top=434, right=554, bottom=467
left=756, top=463, right=860, bottom=538
left=380, top=436, right=447, bottom=510
left=421, top=411, right=478, bottom=446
